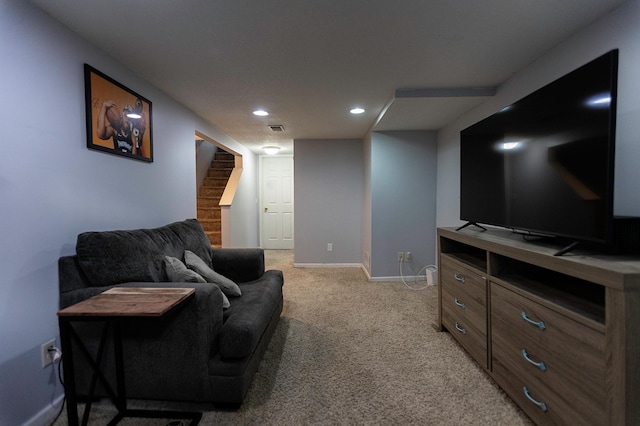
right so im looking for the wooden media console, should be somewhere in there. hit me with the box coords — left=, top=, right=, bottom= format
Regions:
left=437, top=227, right=640, bottom=425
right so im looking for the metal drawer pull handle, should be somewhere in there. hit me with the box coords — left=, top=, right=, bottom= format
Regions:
left=523, top=386, right=548, bottom=412
left=454, top=298, right=466, bottom=309
left=454, top=322, right=466, bottom=335
left=522, top=349, right=547, bottom=372
left=454, top=273, right=465, bottom=283
left=521, top=311, right=546, bottom=330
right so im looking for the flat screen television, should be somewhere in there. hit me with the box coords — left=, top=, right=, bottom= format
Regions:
left=460, top=49, right=619, bottom=254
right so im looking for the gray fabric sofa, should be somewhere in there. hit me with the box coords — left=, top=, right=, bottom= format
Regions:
left=58, top=218, right=284, bottom=405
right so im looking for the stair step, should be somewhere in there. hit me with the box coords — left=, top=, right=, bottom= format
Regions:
left=198, top=186, right=224, bottom=198
left=199, top=218, right=221, bottom=230
left=199, top=219, right=222, bottom=234
left=199, top=186, right=224, bottom=197
left=206, top=231, right=221, bottom=246
left=215, top=152, right=234, bottom=161
left=211, top=159, right=234, bottom=169
left=207, top=168, right=233, bottom=178
left=198, top=197, right=221, bottom=208
left=197, top=207, right=221, bottom=219
left=203, top=177, right=228, bottom=187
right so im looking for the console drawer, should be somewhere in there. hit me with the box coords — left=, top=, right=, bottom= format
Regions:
left=441, top=277, right=486, bottom=336
left=441, top=305, right=487, bottom=369
left=441, top=269, right=486, bottom=311
left=491, top=283, right=605, bottom=368
left=440, top=254, right=486, bottom=302
left=492, top=312, right=604, bottom=403
left=440, top=254, right=487, bottom=368
left=492, top=318, right=605, bottom=424
left=492, top=353, right=604, bottom=426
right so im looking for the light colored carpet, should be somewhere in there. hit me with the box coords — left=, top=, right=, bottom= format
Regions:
left=53, top=250, right=533, bottom=425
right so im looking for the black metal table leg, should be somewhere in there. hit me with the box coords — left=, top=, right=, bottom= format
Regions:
left=59, top=316, right=202, bottom=425
left=58, top=289, right=201, bottom=425
left=59, top=317, right=79, bottom=426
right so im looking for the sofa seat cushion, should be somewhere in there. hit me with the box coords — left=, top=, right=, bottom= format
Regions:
left=76, top=219, right=212, bottom=287
left=218, top=270, right=283, bottom=358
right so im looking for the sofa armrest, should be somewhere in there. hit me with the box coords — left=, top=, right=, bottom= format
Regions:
left=209, top=248, right=265, bottom=283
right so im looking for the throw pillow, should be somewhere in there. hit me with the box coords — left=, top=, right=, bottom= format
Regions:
left=219, top=289, right=231, bottom=309
left=164, top=255, right=230, bottom=309
left=184, top=250, right=242, bottom=297
left=164, top=256, right=207, bottom=283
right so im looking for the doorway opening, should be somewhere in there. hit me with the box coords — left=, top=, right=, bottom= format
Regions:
left=195, top=131, right=242, bottom=247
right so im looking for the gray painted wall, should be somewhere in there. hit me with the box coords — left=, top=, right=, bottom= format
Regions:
left=294, top=131, right=436, bottom=277
left=294, top=139, right=364, bottom=264
left=437, top=0, right=640, bottom=229
left=369, top=131, right=437, bottom=278
left=0, top=1, right=258, bottom=424
left=196, top=140, right=218, bottom=192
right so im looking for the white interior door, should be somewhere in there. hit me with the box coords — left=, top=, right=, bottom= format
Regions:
left=261, top=155, right=294, bottom=249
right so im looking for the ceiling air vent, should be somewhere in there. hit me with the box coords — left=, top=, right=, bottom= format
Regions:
left=268, top=125, right=285, bottom=132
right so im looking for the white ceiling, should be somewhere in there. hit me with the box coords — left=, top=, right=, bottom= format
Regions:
left=30, top=0, right=627, bottom=155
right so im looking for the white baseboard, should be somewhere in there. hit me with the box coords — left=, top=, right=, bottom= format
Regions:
left=362, top=266, right=429, bottom=283
left=368, top=275, right=429, bottom=283
left=293, top=263, right=363, bottom=268
left=24, top=394, right=64, bottom=426
left=293, top=263, right=434, bottom=285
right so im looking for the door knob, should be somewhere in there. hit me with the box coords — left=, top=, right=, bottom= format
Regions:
left=264, top=207, right=268, bottom=212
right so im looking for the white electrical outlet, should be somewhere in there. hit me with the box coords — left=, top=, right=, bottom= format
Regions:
left=327, top=243, right=333, bottom=252
left=405, top=252, right=412, bottom=262
left=397, top=252, right=404, bottom=262
left=41, top=338, right=56, bottom=368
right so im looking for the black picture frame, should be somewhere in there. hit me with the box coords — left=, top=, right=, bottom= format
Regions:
left=84, top=64, right=153, bottom=162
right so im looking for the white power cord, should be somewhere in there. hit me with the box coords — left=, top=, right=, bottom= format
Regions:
left=399, top=259, right=437, bottom=290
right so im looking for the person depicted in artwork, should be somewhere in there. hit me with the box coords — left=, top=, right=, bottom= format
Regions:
left=96, top=98, right=146, bottom=157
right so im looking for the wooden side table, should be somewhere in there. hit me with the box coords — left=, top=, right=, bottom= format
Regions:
left=58, top=287, right=202, bottom=426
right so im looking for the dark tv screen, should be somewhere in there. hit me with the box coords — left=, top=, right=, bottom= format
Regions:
left=460, top=49, right=618, bottom=244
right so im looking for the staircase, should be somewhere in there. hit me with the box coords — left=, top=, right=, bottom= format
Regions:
left=197, top=150, right=234, bottom=247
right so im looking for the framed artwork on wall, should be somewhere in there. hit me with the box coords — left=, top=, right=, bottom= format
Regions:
left=84, top=64, right=153, bottom=162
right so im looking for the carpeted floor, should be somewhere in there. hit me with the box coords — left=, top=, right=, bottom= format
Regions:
left=52, top=250, right=533, bottom=425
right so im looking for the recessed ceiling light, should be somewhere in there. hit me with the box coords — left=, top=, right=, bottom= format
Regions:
left=350, top=107, right=365, bottom=114
left=253, top=110, right=269, bottom=116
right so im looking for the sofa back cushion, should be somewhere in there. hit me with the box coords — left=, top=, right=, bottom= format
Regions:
left=76, top=219, right=212, bottom=287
